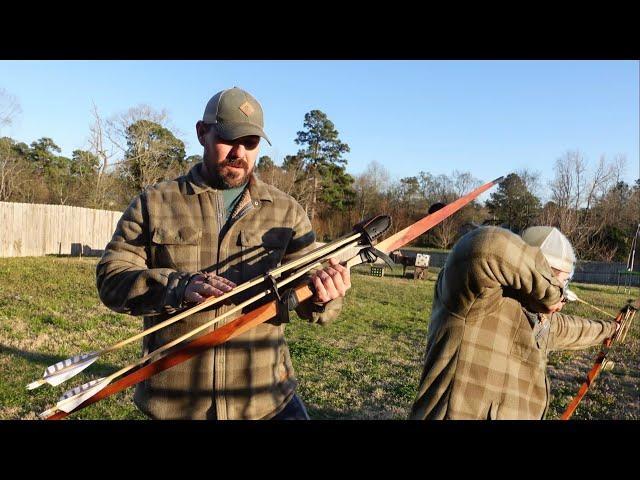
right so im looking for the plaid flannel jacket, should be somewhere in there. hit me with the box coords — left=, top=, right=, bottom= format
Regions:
left=410, top=227, right=617, bottom=420
left=96, top=163, right=342, bottom=419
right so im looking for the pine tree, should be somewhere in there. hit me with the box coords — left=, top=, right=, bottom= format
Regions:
left=294, top=110, right=350, bottom=221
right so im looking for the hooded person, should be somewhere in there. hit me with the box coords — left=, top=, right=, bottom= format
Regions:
left=409, top=225, right=618, bottom=420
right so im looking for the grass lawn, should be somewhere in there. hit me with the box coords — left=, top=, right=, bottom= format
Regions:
left=0, top=256, right=637, bottom=420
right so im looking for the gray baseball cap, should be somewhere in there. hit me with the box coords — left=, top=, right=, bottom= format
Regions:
left=202, top=87, right=271, bottom=145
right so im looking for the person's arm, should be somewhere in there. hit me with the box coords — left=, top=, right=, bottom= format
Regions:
left=96, top=193, right=194, bottom=316
left=283, top=202, right=346, bottom=326
left=439, top=227, right=564, bottom=319
left=547, top=312, right=618, bottom=351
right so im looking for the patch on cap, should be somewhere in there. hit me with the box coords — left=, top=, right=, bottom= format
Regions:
left=239, top=101, right=255, bottom=117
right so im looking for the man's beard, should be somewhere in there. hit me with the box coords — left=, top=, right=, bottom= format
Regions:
left=208, top=157, right=252, bottom=189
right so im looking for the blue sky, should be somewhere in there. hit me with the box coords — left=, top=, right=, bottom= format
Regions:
left=0, top=60, right=637, bottom=202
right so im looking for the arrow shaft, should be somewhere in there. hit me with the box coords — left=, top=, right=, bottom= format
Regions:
left=30, top=236, right=362, bottom=390
left=113, top=255, right=325, bottom=380
left=101, top=231, right=361, bottom=354
left=105, top=242, right=355, bottom=382
left=574, top=297, right=617, bottom=319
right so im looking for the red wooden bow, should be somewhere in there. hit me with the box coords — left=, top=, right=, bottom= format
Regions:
left=560, top=298, right=639, bottom=420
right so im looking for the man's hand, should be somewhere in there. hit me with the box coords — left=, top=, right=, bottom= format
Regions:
left=309, top=257, right=351, bottom=304
left=184, top=273, right=236, bottom=304
left=546, top=299, right=566, bottom=314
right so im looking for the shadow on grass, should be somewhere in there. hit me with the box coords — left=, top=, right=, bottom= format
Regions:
left=0, top=343, right=123, bottom=376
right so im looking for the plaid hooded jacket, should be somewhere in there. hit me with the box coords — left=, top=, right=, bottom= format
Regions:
left=96, top=163, right=342, bottom=420
left=410, top=227, right=617, bottom=420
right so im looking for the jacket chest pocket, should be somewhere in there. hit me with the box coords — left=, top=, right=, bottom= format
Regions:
left=510, top=315, right=545, bottom=366
left=150, top=226, right=202, bottom=272
left=238, top=230, right=288, bottom=281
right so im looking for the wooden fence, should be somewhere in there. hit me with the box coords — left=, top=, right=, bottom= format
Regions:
left=0, top=201, right=122, bottom=257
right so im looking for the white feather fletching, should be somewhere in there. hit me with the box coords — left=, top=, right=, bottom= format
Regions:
left=564, top=288, right=579, bottom=302
left=27, top=351, right=99, bottom=390
left=45, top=351, right=98, bottom=377
left=57, top=377, right=109, bottom=413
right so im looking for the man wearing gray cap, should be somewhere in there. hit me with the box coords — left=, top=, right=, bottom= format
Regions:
left=409, top=225, right=619, bottom=420
left=97, top=87, right=350, bottom=420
